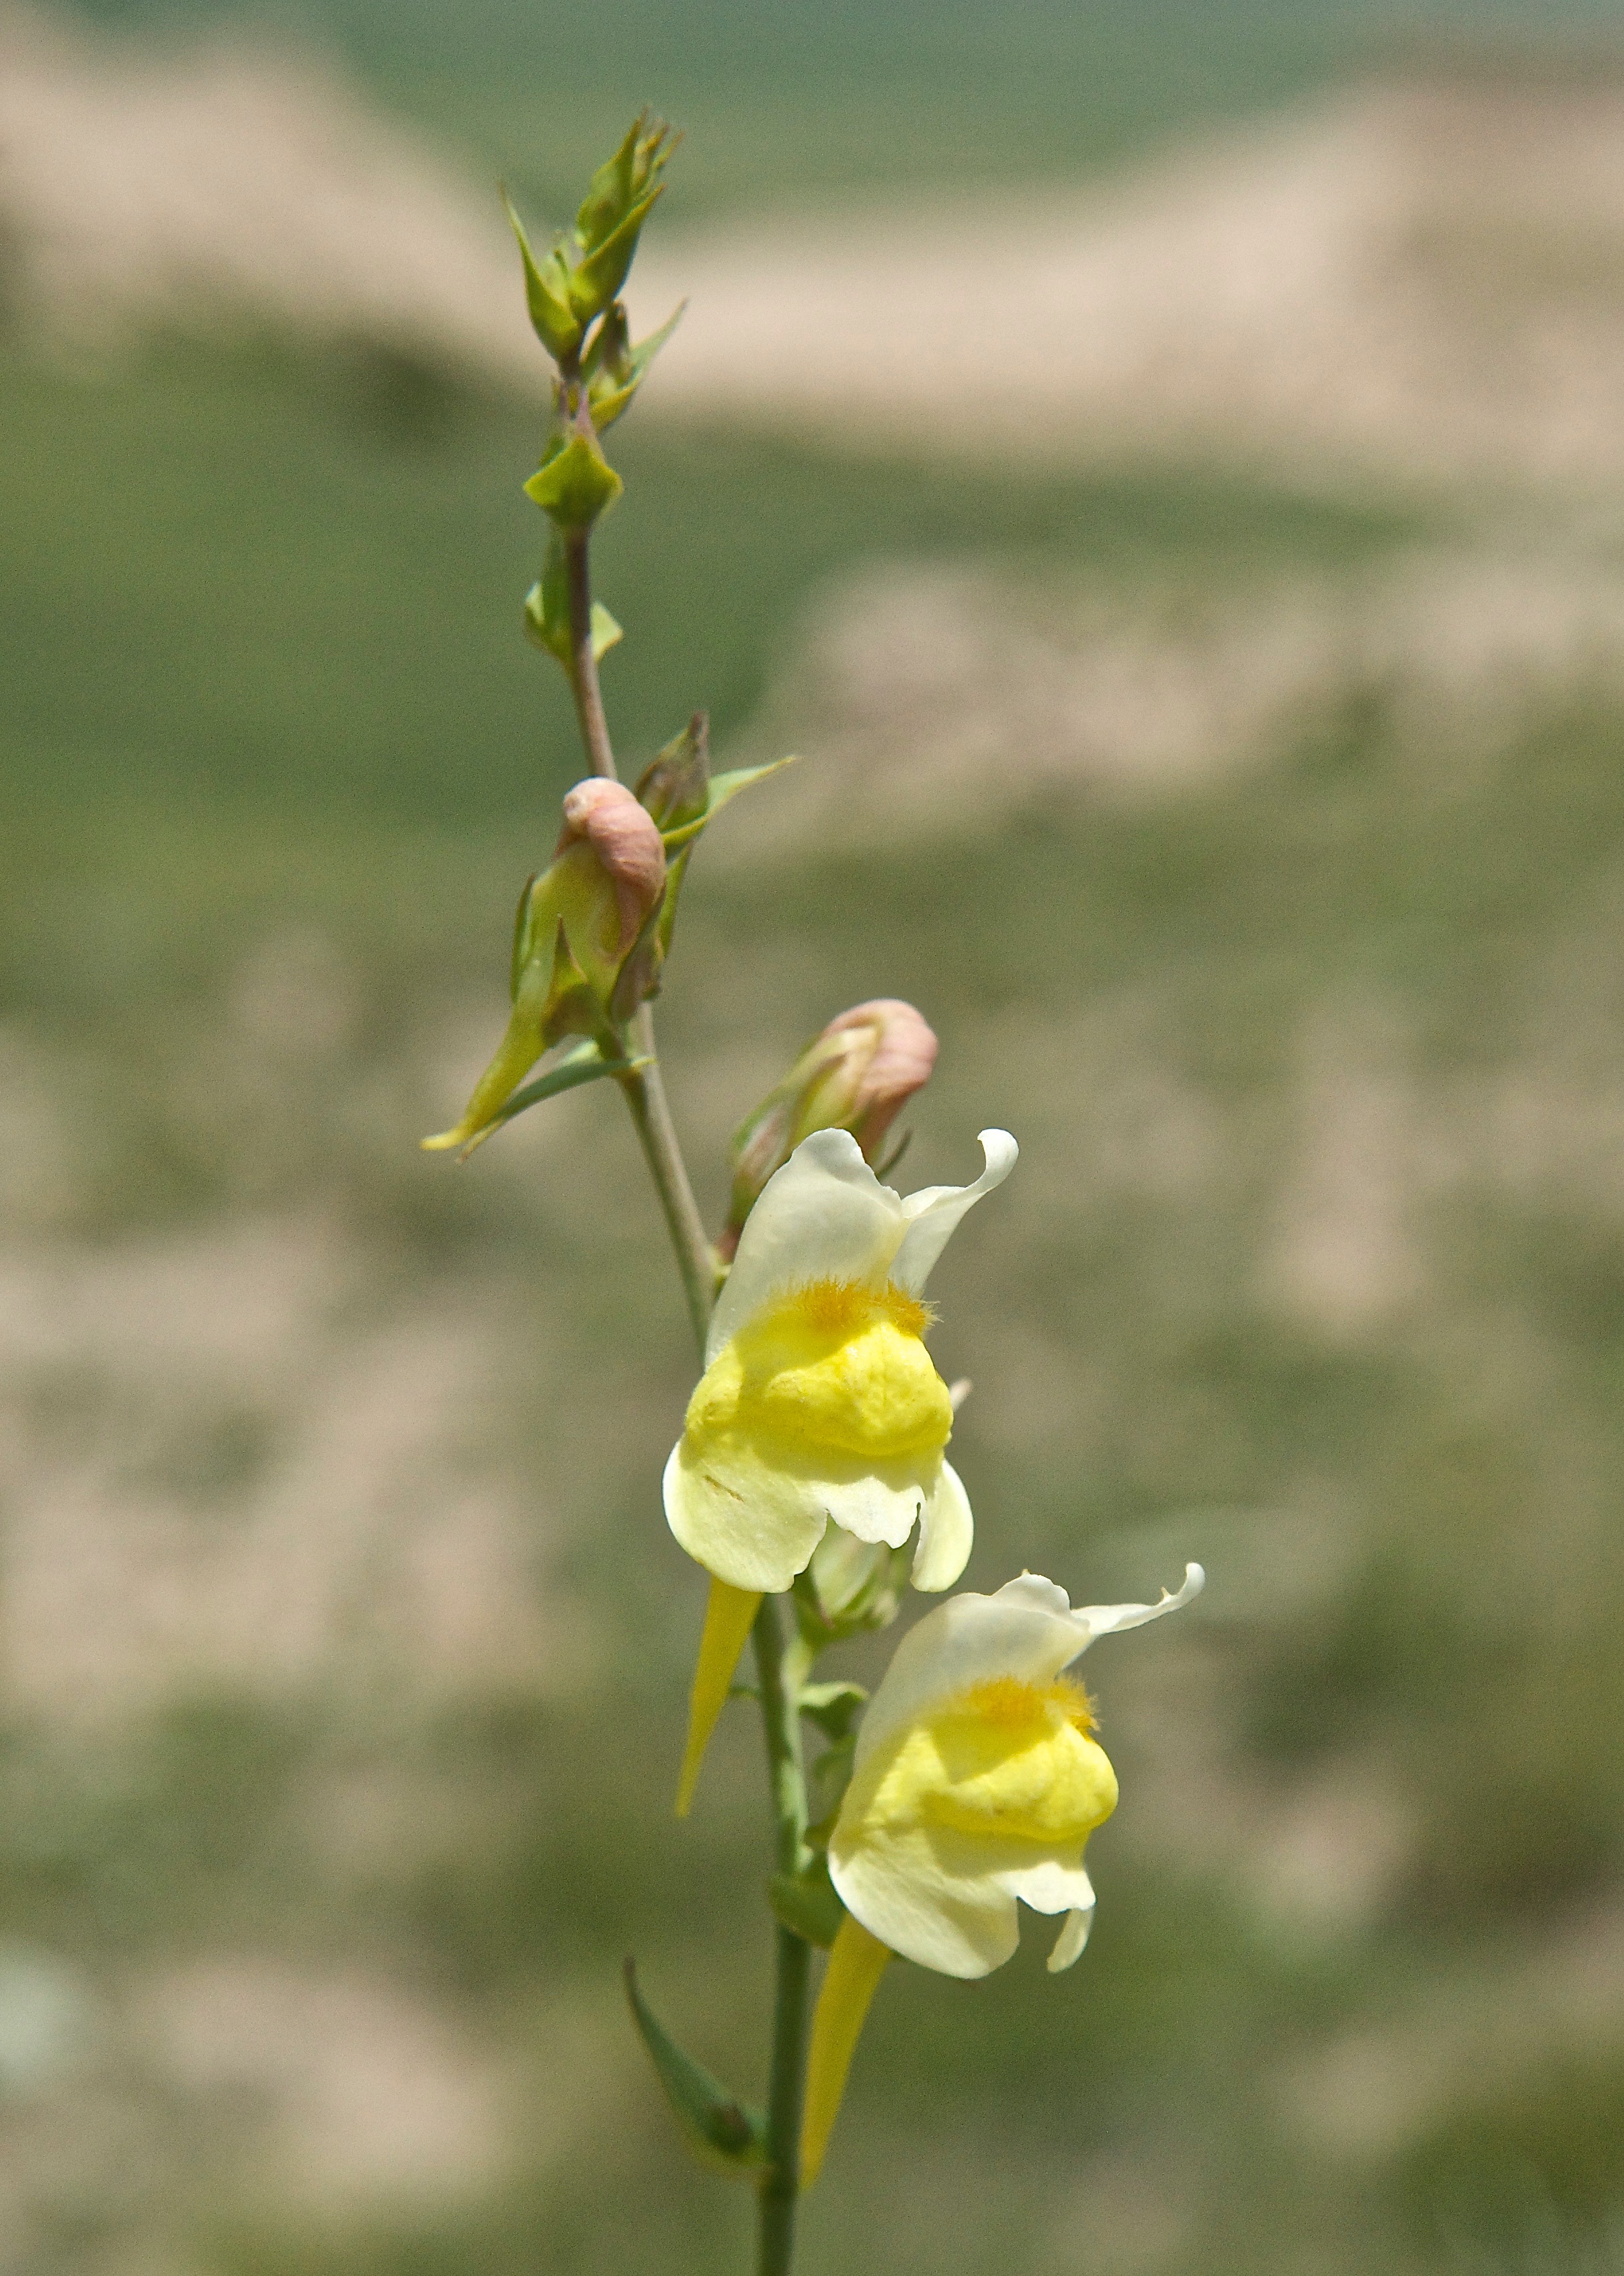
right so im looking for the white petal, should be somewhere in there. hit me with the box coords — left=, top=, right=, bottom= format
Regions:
left=829, top=1820, right=1020, bottom=1979
left=993, top=1860, right=1096, bottom=1972
left=852, top=1563, right=1204, bottom=1769
left=909, top=1459, right=974, bottom=1592
left=890, top=1129, right=1018, bottom=1296
left=705, top=1129, right=905, bottom=1364
left=817, top=1471, right=930, bottom=1552
left=663, top=1438, right=829, bottom=1593
left=1047, top=1903, right=1094, bottom=1973
left=1068, top=1563, right=1206, bottom=1654
left=852, top=1572, right=1082, bottom=1769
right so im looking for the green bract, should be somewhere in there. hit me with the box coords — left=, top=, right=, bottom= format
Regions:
left=524, top=433, right=624, bottom=530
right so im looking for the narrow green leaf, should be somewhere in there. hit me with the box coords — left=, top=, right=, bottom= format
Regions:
left=660, top=756, right=797, bottom=851
left=624, top=1961, right=768, bottom=2173
left=768, top=1862, right=846, bottom=1950
left=460, top=1039, right=643, bottom=1155
left=502, top=189, right=581, bottom=362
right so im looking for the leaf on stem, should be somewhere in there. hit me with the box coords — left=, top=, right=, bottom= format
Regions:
left=456, top=1038, right=645, bottom=1157
left=798, top=1681, right=868, bottom=1744
left=623, top=1960, right=768, bottom=2175
left=524, top=433, right=625, bottom=530
left=768, top=1858, right=846, bottom=1950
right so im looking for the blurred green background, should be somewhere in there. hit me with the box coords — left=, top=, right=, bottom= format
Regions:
left=5, top=2, right=1624, bottom=2271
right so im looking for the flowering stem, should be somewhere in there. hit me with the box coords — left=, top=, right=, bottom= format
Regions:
left=561, top=449, right=811, bottom=2276
left=616, top=1014, right=716, bottom=1358
left=753, top=1597, right=813, bottom=2276
left=561, top=510, right=715, bottom=1356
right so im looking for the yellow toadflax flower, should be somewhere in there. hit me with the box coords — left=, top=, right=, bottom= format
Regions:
left=801, top=1563, right=1205, bottom=2183
left=665, top=1126, right=1016, bottom=1813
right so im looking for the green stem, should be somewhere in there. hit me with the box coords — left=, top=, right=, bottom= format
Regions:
left=618, top=1009, right=716, bottom=1358
left=753, top=1597, right=813, bottom=2276
left=560, top=407, right=809, bottom=2276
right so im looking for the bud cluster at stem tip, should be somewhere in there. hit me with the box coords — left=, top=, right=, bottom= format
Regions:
left=506, top=112, right=684, bottom=541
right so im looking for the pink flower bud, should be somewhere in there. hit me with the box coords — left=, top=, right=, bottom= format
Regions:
left=556, top=778, right=667, bottom=954
left=723, top=998, right=938, bottom=1254
left=819, top=998, right=938, bottom=1159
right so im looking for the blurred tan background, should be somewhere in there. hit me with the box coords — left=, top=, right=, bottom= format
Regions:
left=4, top=1, right=1624, bottom=2269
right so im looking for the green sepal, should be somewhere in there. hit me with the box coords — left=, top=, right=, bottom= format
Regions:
left=587, top=298, right=686, bottom=431
left=502, top=190, right=581, bottom=364
left=636, top=716, right=710, bottom=831
left=655, top=843, right=692, bottom=962
left=575, top=120, right=643, bottom=254
left=659, top=756, right=797, bottom=852
left=568, top=113, right=676, bottom=322
left=624, top=1960, right=767, bottom=2175
left=799, top=1682, right=867, bottom=1744
left=509, top=871, right=541, bottom=998
left=457, top=1038, right=643, bottom=1156
left=768, top=1859, right=846, bottom=1950
left=793, top=1534, right=911, bottom=1652
left=524, top=434, right=624, bottom=529
left=607, top=891, right=668, bottom=1025
left=569, top=189, right=664, bottom=323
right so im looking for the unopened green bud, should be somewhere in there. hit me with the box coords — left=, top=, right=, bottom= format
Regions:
left=584, top=297, right=686, bottom=433
left=567, top=112, right=677, bottom=327
left=503, top=191, right=583, bottom=365
left=423, top=781, right=665, bottom=1153
left=723, top=999, right=938, bottom=1254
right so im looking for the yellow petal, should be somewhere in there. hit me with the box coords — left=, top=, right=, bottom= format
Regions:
left=800, top=1914, right=891, bottom=2187
left=674, top=1576, right=762, bottom=1818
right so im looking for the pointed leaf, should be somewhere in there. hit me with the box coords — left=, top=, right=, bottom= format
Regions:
left=459, top=1039, right=643, bottom=1157
left=660, top=756, right=797, bottom=851
left=502, top=189, right=581, bottom=362
left=624, top=1961, right=767, bottom=2174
